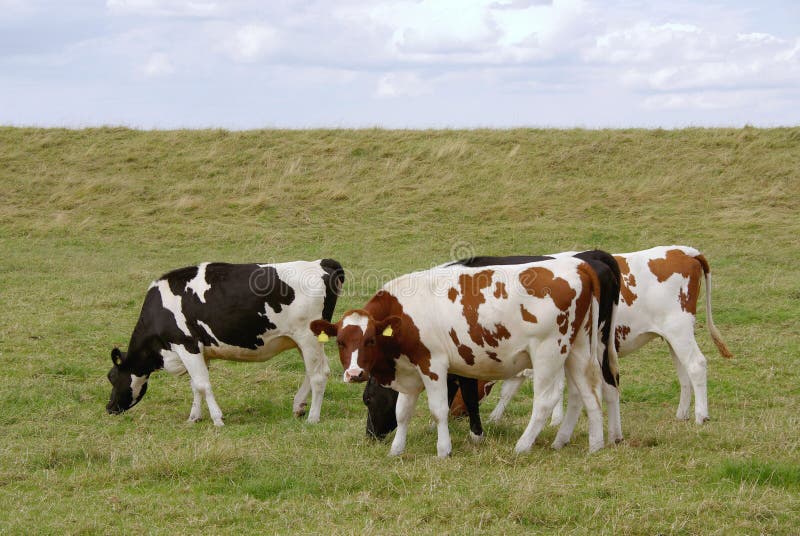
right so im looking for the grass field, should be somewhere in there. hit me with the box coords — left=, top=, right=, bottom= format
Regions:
left=1, top=126, right=798, bottom=534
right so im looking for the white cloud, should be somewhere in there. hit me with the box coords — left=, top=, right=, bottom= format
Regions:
left=223, top=24, right=279, bottom=63
left=375, top=72, right=432, bottom=98
left=141, top=52, right=174, bottom=77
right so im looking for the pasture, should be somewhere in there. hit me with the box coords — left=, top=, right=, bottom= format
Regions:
left=0, top=126, right=798, bottom=534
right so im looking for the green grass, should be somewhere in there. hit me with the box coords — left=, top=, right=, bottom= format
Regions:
left=1, top=126, right=799, bottom=534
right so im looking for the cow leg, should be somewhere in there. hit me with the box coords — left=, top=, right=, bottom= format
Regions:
left=550, top=368, right=566, bottom=426
left=604, top=382, right=623, bottom=444
left=176, top=346, right=224, bottom=427
left=515, top=342, right=565, bottom=454
left=446, top=375, right=459, bottom=407
left=459, top=376, right=483, bottom=441
left=487, top=375, right=524, bottom=423
left=668, top=346, right=693, bottom=421
left=188, top=384, right=203, bottom=422
left=666, top=335, right=709, bottom=424
left=423, top=375, right=453, bottom=458
left=389, top=391, right=420, bottom=457
left=292, top=375, right=311, bottom=418
left=563, top=343, right=605, bottom=453
left=552, top=371, right=583, bottom=449
left=295, top=337, right=331, bottom=424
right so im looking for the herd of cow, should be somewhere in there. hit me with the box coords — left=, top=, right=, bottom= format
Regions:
left=105, top=246, right=732, bottom=457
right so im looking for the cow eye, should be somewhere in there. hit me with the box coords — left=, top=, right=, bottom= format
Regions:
left=365, top=338, right=376, bottom=346
left=337, top=341, right=344, bottom=348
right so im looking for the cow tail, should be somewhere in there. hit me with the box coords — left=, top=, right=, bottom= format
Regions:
left=695, top=255, right=733, bottom=358
left=320, top=259, right=345, bottom=322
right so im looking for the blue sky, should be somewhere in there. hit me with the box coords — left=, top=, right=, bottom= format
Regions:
left=2, top=0, right=799, bottom=129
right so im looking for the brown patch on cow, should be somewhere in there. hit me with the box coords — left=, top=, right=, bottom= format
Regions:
left=448, top=287, right=458, bottom=302
left=615, top=324, right=631, bottom=345
left=519, top=304, right=538, bottom=324
left=362, top=291, right=439, bottom=384
left=493, top=281, right=508, bottom=299
left=571, top=263, right=597, bottom=345
left=518, top=267, right=576, bottom=311
left=560, top=345, right=567, bottom=354
left=486, top=351, right=501, bottom=362
left=451, top=270, right=512, bottom=348
left=556, top=312, right=569, bottom=335
left=615, top=255, right=638, bottom=306
left=449, top=328, right=475, bottom=365
left=647, top=249, right=702, bottom=314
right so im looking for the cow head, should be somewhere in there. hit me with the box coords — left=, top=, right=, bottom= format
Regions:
left=310, top=310, right=402, bottom=383
left=363, top=376, right=399, bottom=440
left=106, top=347, right=150, bottom=414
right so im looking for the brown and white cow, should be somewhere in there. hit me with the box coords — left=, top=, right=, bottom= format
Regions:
left=311, top=257, right=615, bottom=457
left=488, top=245, right=732, bottom=425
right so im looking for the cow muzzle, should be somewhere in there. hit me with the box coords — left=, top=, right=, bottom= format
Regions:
left=344, top=368, right=366, bottom=383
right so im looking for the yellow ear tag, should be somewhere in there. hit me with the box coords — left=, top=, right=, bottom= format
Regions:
left=317, top=332, right=330, bottom=343
left=382, top=326, right=393, bottom=337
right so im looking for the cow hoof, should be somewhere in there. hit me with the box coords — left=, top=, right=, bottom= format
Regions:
left=551, top=438, right=568, bottom=450
left=514, top=442, right=532, bottom=454
left=388, top=449, right=403, bottom=457
left=588, top=442, right=604, bottom=454
left=306, top=414, right=320, bottom=424
left=696, top=415, right=710, bottom=424
left=675, top=410, right=691, bottom=421
left=212, top=419, right=225, bottom=427
left=615, top=437, right=624, bottom=444
left=293, top=403, right=308, bottom=418
left=187, top=416, right=201, bottom=423
left=469, top=432, right=484, bottom=444
left=487, top=412, right=502, bottom=424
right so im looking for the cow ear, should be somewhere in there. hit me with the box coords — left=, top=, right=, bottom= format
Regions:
left=310, top=319, right=338, bottom=342
left=377, top=316, right=402, bottom=338
left=111, top=347, right=123, bottom=366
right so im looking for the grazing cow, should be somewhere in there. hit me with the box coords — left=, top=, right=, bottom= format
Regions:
left=490, top=245, right=732, bottom=425
left=312, top=257, right=610, bottom=457
left=106, top=259, right=344, bottom=425
left=361, top=251, right=623, bottom=444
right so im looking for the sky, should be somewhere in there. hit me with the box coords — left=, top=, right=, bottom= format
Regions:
left=1, top=0, right=799, bottom=129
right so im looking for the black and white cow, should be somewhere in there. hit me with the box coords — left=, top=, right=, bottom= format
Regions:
left=106, top=259, right=344, bottom=425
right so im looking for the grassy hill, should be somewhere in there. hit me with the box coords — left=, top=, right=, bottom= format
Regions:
left=1, top=126, right=798, bottom=534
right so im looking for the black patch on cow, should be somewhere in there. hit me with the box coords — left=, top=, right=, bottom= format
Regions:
left=319, top=258, right=344, bottom=322
left=448, top=255, right=554, bottom=267
left=176, top=263, right=295, bottom=350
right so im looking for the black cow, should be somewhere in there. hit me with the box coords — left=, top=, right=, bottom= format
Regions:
left=106, top=259, right=344, bottom=425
